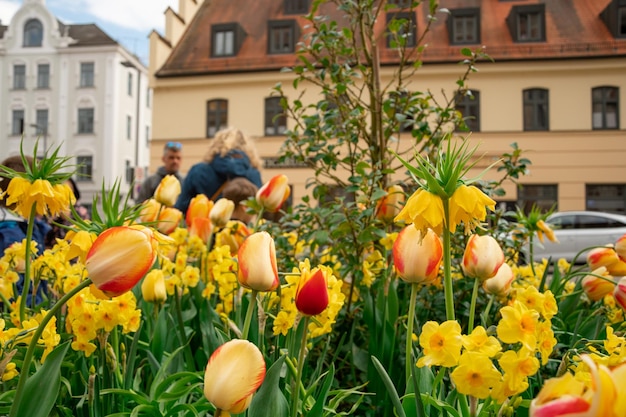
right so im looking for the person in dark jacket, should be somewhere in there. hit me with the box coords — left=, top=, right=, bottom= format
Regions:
left=175, top=128, right=263, bottom=213
left=136, top=141, right=184, bottom=204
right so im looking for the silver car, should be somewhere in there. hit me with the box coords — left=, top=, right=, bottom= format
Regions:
left=526, top=211, right=626, bottom=263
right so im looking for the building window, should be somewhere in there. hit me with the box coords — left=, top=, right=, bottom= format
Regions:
left=507, top=4, right=545, bottom=42
left=126, top=115, right=132, bottom=140
left=35, top=109, right=49, bottom=135
left=284, top=0, right=310, bottom=14
left=448, top=8, right=480, bottom=45
left=265, top=97, right=287, bottom=136
left=592, top=86, right=619, bottom=130
left=206, top=99, right=228, bottom=138
left=37, top=64, right=50, bottom=89
left=76, top=156, right=93, bottom=182
left=125, top=160, right=133, bottom=184
left=211, top=23, right=245, bottom=57
left=11, top=110, right=24, bottom=136
left=388, top=0, right=412, bottom=7
left=387, top=12, right=417, bottom=48
left=78, top=108, right=95, bottom=134
left=146, top=88, right=151, bottom=108
left=523, top=88, right=549, bottom=131
left=455, top=90, right=480, bottom=132
left=586, top=184, right=626, bottom=214
left=517, top=184, right=558, bottom=214
left=127, top=73, right=133, bottom=96
left=13, top=64, right=26, bottom=89
left=620, top=6, right=626, bottom=37
left=600, top=1, right=626, bottom=38
left=268, top=20, right=298, bottom=54
left=23, top=19, right=43, bottom=47
left=80, top=62, right=95, bottom=87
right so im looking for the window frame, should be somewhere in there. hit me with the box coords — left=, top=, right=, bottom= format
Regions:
left=523, top=88, right=549, bottom=131
left=448, top=8, right=480, bottom=45
left=13, top=64, right=26, bottom=90
left=586, top=184, right=626, bottom=214
left=507, top=4, right=546, bottom=43
left=455, top=90, right=481, bottom=132
left=206, top=99, right=228, bottom=138
left=264, top=97, right=287, bottom=136
left=23, top=18, right=43, bottom=47
left=35, top=109, right=49, bottom=135
left=127, top=73, right=133, bottom=96
left=386, top=11, right=417, bottom=48
left=517, top=184, right=558, bottom=214
left=80, top=62, right=95, bottom=88
left=78, top=108, right=95, bottom=134
left=284, top=0, right=310, bottom=14
left=592, top=86, right=620, bottom=130
left=268, top=20, right=298, bottom=54
left=11, top=109, right=25, bottom=136
left=126, top=115, right=132, bottom=140
left=211, top=23, right=246, bottom=57
left=76, top=155, right=93, bottom=182
left=37, top=63, right=50, bottom=89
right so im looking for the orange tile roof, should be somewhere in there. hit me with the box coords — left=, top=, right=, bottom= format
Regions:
left=156, top=0, right=626, bottom=78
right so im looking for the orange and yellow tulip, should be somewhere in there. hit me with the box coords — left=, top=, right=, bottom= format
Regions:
left=189, top=217, right=213, bottom=245
left=154, top=174, right=181, bottom=207
left=616, top=233, right=626, bottom=262
left=185, top=194, right=214, bottom=227
left=203, top=339, right=266, bottom=415
left=587, top=245, right=626, bottom=276
left=85, top=226, right=157, bottom=297
left=210, top=198, right=235, bottom=228
left=613, top=276, right=626, bottom=311
left=375, top=184, right=405, bottom=223
left=462, top=234, right=505, bottom=282
left=157, top=207, right=183, bottom=235
left=582, top=267, right=615, bottom=302
left=392, top=226, right=442, bottom=284
left=237, top=231, right=279, bottom=292
left=216, top=220, right=251, bottom=255
left=139, top=198, right=161, bottom=223
left=295, top=267, right=330, bottom=316
left=256, top=174, right=290, bottom=212
left=483, top=262, right=514, bottom=297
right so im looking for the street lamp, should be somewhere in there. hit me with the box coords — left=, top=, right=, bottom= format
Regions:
left=30, top=123, right=48, bottom=157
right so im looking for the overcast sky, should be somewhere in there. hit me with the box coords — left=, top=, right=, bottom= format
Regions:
left=0, top=0, right=178, bottom=64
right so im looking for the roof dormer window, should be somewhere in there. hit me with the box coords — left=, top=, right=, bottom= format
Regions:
left=284, top=0, right=309, bottom=15
left=506, top=4, right=545, bottom=42
left=211, top=23, right=246, bottom=57
left=600, top=0, right=626, bottom=38
left=24, top=18, right=43, bottom=47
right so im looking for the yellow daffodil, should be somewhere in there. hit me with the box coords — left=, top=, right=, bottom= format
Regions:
left=461, top=326, right=502, bottom=357
left=496, top=301, right=540, bottom=350
left=417, top=320, right=462, bottom=368
left=450, top=351, right=502, bottom=399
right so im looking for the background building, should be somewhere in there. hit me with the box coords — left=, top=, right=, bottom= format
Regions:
left=148, top=0, right=626, bottom=213
left=0, top=0, right=152, bottom=207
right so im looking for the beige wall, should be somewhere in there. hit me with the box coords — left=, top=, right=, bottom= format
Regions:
left=150, top=57, right=626, bottom=210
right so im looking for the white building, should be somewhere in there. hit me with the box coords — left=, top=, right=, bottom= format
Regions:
left=0, top=0, right=151, bottom=207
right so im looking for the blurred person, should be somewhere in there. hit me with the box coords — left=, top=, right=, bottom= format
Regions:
left=175, top=127, right=262, bottom=213
left=136, top=141, right=184, bottom=204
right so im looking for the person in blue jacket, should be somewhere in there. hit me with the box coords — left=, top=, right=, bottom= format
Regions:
left=175, top=127, right=263, bottom=213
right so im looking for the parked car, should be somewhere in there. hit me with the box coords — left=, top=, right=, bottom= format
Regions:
left=524, top=211, right=626, bottom=263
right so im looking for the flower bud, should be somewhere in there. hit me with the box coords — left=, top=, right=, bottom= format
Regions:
left=139, top=198, right=161, bottom=223
left=462, top=234, right=505, bottom=282
left=157, top=207, right=183, bottom=235
left=536, top=220, right=558, bottom=243
left=154, top=174, right=181, bottom=207
left=141, top=269, right=167, bottom=304
left=375, top=185, right=405, bottom=223
left=256, top=174, right=290, bottom=212
left=237, top=231, right=279, bottom=292
left=483, top=262, right=514, bottom=296
left=392, top=226, right=442, bottom=284
left=210, top=198, right=235, bottom=228
left=204, top=339, right=266, bottom=414
left=582, top=267, right=615, bottom=302
left=186, top=194, right=214, bottom=227
left=613, top=276, right=626, bottom=311
left=86, top=226, right=157, bottom=297
left=295, top=267, right=330, bottom=316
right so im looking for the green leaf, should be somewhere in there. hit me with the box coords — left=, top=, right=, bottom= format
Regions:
left=461, top=48, right=472, bottom=57
left=307, top=363, right=335, bottom=417
left=371, top=356, right=407, bottom=417
left=249, top=356, right=289, bottom=417
left=13, top=341, right=70, bottom=417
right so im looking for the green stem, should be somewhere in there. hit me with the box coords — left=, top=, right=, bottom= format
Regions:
left=241, top=290, right=258, bottom=340
left=480, top=295, right=495, bottom=328
left=10, top=278, right=92, bottom=417
left=173, top=288, right=195, bottom=370
left=19, top=204, right=38, bottom=324
left=405, top=283, right=418, bottom=387
left=442, top=199, right=455, bottom=321
left=467, top=279, right=480, bottom=333
left=291, top=316, right=310, bottom=417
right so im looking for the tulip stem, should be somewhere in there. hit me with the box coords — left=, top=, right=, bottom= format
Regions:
left=19, top=204, right=38, bottom=325
left=173, top=289, right=195, bottom=370
left=10, top=277, right=93, bottom=417
left=242, top=290, right=258, bottom=341
left=291, top=316, right=309, bottom=417
left=467, top=278, right=480, bottom=334
left=405, top=283, right=418, bottom=387
left=442, top=199, right=455, bottom=321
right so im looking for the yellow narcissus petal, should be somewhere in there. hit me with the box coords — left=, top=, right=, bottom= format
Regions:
left=237, top=231, right=279, bottom=292
left=256, top=174, right=290, bottom=213
left=85, top=226, right=156, bottom=297
left=392, top=226, right=442, bottom=284
left=154, top=174, right=181, bottom=207
left=210, top=198, right=235, bottom=228
left=203, top=339, right=266, bottom=414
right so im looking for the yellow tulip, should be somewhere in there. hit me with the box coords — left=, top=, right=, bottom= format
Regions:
left=157, top=207, right=183, bottom=235
left=392, top=226, right=442, bottom=284
left=154, top=174, right=181, bottom=207
left=462, top=234, right=505, bottom=282
left=85, top=226, right=157, bottom=297
left=141, top=269, right=167, bottom=304
left=203, top=339, right=266, bottom=415
left=237, top=231, right=279, bottom=292
left=139, top=198, right=161, bottom=223
left=186, top=194, right=214, bottom=227
left=210, top=198, right=235, bottom=228
left=256, top=174, right=290, bottom=212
